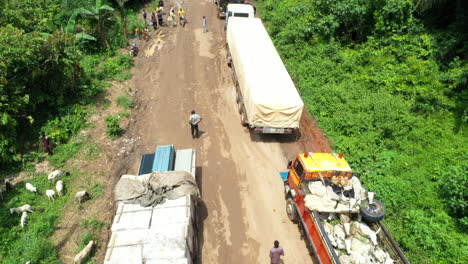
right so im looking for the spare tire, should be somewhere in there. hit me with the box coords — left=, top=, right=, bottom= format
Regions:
left=360, top=198, right=386, bottom=222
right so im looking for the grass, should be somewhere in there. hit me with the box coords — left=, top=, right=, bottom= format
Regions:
left=49, top=139, right=84, bottom=168
left=116, top=93, right=135, bottom=110
left=0, top=170, right=74, bottom=263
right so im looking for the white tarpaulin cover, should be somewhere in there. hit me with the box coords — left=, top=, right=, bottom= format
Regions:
left=227, top=17, right=304, bottom=129
left=104, top=196, right=196, bottom=264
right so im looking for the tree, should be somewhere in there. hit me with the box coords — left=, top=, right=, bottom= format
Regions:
left=115, top=0, right=130, bottom=40
left=76, top=0, right=115, bottom=47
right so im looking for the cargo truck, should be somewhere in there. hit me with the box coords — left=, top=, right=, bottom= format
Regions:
left=282, top=152, right=410, bottom=264
left=104, top=145, right=198, bottom=264
left=226, top=17, right=304, bottom=133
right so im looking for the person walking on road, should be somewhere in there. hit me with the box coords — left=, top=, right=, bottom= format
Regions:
left=270, top=240, right=284, bottom=264
left=189, top=110, right=202, bottom=138
left=178, top=8, right=187, bottom=27
left=142, top=9, right=147, bottom=24
left=202, top=16, right=208, bottom=33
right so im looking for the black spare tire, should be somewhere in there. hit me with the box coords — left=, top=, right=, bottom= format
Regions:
left=360, top=198, right=386, bottom=222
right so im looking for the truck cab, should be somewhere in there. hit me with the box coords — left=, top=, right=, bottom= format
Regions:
left=226, top=4, right=255, bottom=21
left=215, top=0, right=245, bottom=18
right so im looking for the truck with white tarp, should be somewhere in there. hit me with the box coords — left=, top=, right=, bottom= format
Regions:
left=226, top=17, right=304, bottom=134
left=104, top=145, right=199, bottom=264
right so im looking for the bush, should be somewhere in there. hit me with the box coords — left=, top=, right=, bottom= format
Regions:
left=105, top=113, right=127, bottom=139
left=116, top=94, right=135, bottom=109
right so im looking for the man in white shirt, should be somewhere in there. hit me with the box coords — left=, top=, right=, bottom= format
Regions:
left=189, top=110, right=202, bottom=138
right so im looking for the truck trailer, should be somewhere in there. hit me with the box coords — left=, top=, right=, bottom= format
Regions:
left=226, top=17, right=304, bottom=134
left=104, top=145, right=198, bottom=264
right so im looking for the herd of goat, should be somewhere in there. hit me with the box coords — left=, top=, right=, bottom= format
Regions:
left=2, top=170, right=90, bottom=228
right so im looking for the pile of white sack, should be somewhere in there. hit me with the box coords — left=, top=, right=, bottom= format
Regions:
left=321, top=214, right=394, bottom=264
left=304, top=176, right=367, bottom=213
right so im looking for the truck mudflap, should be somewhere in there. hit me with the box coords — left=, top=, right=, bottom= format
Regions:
left=253, top=127, right=294, bottom=134
left=294, top=195, right=340, bottom=264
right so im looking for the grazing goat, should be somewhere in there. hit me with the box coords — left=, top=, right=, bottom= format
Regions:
left=25, top=183, right=38, bottom=194
left=75, top=190, right=90, bottom=203
left=45, top=189, right=56, bottom=201
left=20, top=211, right=28, bottom=228
left=56, top=180, right=64, bottom=197
left=48, top=170, right=70, bottom=183
left=74, top=240, right=94, bottom=264
left=10, top=204, right=33, bottom=215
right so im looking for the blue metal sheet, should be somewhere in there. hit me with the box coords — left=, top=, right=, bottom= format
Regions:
left=138, top=153, right=155, bottom=175
left=280, top=171, right=289, bottom=182
left=152, top=145, right=175, bottom=172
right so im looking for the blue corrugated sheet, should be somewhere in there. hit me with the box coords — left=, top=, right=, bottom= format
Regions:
left=152, top=145, right=175, bottom=172
left=138, top=153, right=155, bottom=175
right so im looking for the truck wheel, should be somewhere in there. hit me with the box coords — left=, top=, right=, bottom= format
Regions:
left=360, top=198, right=386, bottom=222
left=286, top=198, right=298, bottom=222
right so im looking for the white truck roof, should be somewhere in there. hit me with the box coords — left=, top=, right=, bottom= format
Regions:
left=226, top=3, right=254, bottom=13
left=227, top=17, right=304, bottom=129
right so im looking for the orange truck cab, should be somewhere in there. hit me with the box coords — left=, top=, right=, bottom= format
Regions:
left=281, top=152, right=409, bottom=264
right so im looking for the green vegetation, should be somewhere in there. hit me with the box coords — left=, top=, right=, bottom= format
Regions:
left=117, top=93, right=135, bottom=109
left=0, top=168, right=74, bottom=263
left=257, top=0, right=467, bottom=263
left=105, top=112, right=129, bottom=139
left=0, top=0, right=141, bottom=262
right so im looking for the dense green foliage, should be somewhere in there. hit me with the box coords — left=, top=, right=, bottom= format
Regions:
left=0, top=0, right=135, bottom=169
left=0, top=0, right=138, bottom=262
left=257, top=0, right=467, bottom=263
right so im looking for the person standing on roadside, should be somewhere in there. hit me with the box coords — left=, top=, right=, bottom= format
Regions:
left=41, top=133, right=53, bottom=156
left=169, top=8, right=177, bottom=27
left=157, top=9, right=164, bottom=27
left=142, top=9, right=147, bottom=24
left=189, top=110, right=202, bottom=138
left=151, top=11, right=157, bottom=30
left=202, top=16, right=208, bottom=33
left=270, top=240, right=284, bottom=264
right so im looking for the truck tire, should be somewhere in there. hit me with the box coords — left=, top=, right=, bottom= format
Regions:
left=286, top=198, right=298, bottom=222
left=360, top=198, right=386, bottom=222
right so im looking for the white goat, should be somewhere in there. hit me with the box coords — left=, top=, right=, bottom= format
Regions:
left=48, top=170, right=69, bottom=183
left=75, top=190, right=89, bottom=203
left=45, top=189, right=56, bottom=201
left=25, top=183, right=38, bottom=194
left=20, top=211, right=28, bottom=228
left=74, top=240, right=94, bottom=264
left=56, top=180, right=64, bottom=197
left=10, top=204, right=33, bottom=215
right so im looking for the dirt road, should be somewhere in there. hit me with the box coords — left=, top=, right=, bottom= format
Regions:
left=124, top=0, right=330, bottom=263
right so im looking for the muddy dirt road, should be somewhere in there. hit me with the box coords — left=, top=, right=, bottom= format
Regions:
left=124, top=0, right=330, bottom=263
